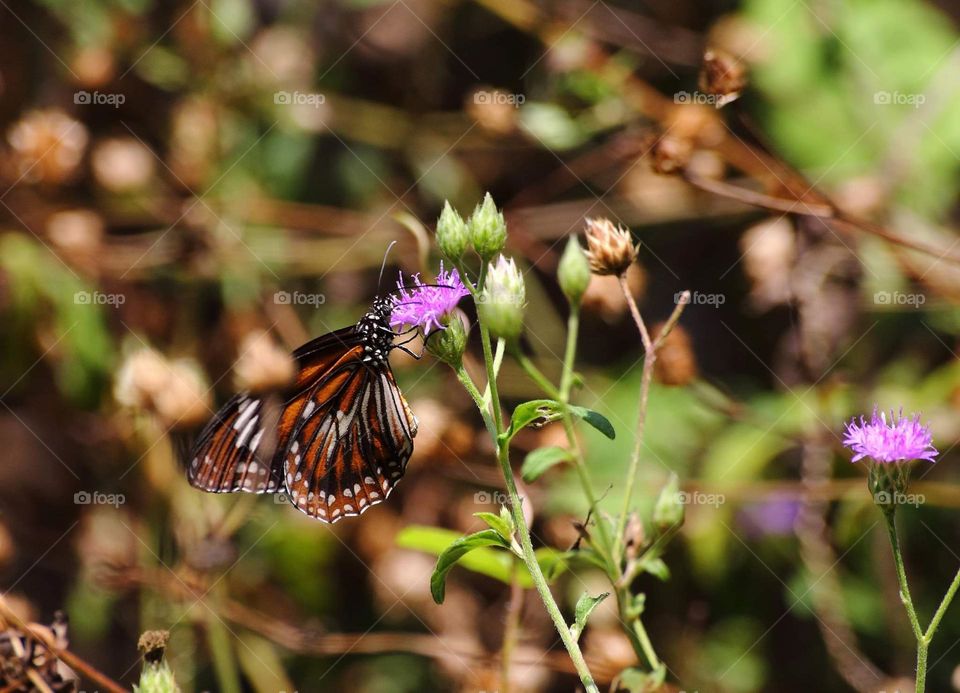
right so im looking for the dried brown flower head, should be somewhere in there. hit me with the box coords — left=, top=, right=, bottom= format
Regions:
left=583, top=217, right=637, bottom=276
left=699, top=49, right=747, bottom=107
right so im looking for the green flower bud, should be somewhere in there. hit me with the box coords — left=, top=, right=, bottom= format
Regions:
left=478, top=255, right=525, bottom=340
left=652, top=473, right=684, bottom=534
left=436, top=201, right=469, bottom=260
left=557, top=236, right=591, bottom=305
left=468, top=192, right=507, bottom=259
left=427, top=308, right=469, bottom=367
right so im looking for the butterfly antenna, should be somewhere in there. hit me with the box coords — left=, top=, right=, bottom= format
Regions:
left=378, top=240, right=398, bottom=290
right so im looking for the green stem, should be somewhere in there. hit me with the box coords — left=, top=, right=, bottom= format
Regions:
left=473, top=308, right=597, bottom=691
left=923, top=562, right=960, bottom=642
left=884, top=511, right=923, bottom=639
left=916, top=640, right=928, bottom=693
left=456, top=366, right=495, bottom=437
left=633, top=618, right=661, bottom=670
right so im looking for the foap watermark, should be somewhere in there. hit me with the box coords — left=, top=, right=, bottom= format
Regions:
left=874, top=491, right=925, bottom=508
left=74, top=490, right=125, bottom=507
left=74, top=90, right=125, bottom=108
left=474, top=90, right=525, bottom=107
left=873, top=291, right=925, bottom=308
left=475, top=490, right=523, bottom=506
left=679, top=291, right=725, bottom=307
left=874, top=91, right=925, bottom=108
left=74, top=290, right=125, bottom=307
left=274, top=290, right=326, bottom=307
left=674, top=90, right=724, bottom=106
left=274, top=90, right=325, bottom=108
left=677, top=490, right=725, bottom=508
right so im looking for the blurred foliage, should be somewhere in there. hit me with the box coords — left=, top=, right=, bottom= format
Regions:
left=1, top=0, right=960, bottom=690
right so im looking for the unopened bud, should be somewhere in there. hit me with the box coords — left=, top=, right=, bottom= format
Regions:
left=468, top=192, right=507, bottom=259
left=478, top=255, right=525, bottom=340
left=427, top=308, right=469, bottom=367
left=436, top=200, right=469, bottom=260
left=558, top=236, right=591, bottom=306
left=652, top=473, right=684, bottom=533
left=583, top=218, right=637, bottom=276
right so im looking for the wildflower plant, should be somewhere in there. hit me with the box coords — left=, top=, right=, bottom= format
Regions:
left=395, top=194, right=692, bottom=692
left=843, top=408, right=956, bottom=693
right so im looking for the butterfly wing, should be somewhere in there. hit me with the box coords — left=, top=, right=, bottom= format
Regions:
left=187, top=393, right=284, bottom=493
left=282, top=355, right=418, bottom=523
left=188, top=327, right=360, bottom=495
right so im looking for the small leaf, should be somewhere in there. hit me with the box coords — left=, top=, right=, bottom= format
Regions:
left=570, top=591, right=609, bottom=641
left=521, top=446, right=573, bottom=482
left=499, top=505, right=514, bottom=534
left=507, top=399, right=564, bottom=440
left=568, top=405, right=616, bottom=439
left=474, top=511, right=513, bottom=541
left=397, top=526, right=522, bottom=595
left=428, top=529, right=511, bottom=604
left=612, top=664, right=666, bottom=692
left=642, top=557, right=671, bottom=582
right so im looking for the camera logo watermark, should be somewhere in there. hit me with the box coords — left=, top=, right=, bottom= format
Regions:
left=74, top=90, right=125, bottom=108
left=74, top=291, right=125, bottom=307
left=674, top=90, right=725, bottom=107
left=874, top=91, right=925, bottom=108
left=74, top=491, right=125, bottom=507
left=474, top=490, right=524, bottom=506
left=274, top=291, right=326, bottom=307
left=274, top=91, right=325, bottom=108
left=676, top=491, right=725, bottom=508
left=678, top=291, right=725, bottom=307
left=473, top=90, right=525, bottom=108
left=874, top=491, right=924, bottom=508
left=873, top=291, right=925, bottom=308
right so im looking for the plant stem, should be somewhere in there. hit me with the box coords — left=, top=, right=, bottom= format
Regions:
left=884, top=511, right=923, bottom=639
left=614, top=282, right=689, bottom=557
left=472, top=309, right=597, bottom=691
left=633, top=618, right=661, bottom=670
left=500, top=565, right=524, bottom=692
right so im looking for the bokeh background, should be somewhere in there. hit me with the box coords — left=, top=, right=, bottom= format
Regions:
left=2, top=0, right=960, bottom=690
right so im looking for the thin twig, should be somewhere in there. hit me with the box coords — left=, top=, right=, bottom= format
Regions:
left=0, top=596, right=129, bottom=693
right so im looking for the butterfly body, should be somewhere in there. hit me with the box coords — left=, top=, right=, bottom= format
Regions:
left=188, top=297, right=418, bottom=523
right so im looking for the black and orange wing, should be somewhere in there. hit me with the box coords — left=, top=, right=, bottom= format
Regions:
left=187, top=393, right=284, bottom=493
left=188, top=326, right=361, bottom=495
left=281, top=354, right=418, bottom=523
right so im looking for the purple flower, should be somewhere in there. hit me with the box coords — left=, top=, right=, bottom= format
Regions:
left=843, top=407, right=938, bottom=464
left=390, top=262, right=470, bottom=334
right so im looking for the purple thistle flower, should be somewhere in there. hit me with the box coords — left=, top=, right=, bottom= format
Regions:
left=390, top=262, right=470, bottom=335
left=842, top=407, right=938, bottom=464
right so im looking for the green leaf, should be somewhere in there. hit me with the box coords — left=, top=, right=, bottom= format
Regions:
left=506, top=400, right=615, bottom=442
left=506, top=399, right=564, bottom=441
left=642, top=557, right=671, bottom=582
left=568, top=405, right=616, bottom=439
left=474, top=511, right=513, bottom=541
left=397, top=526, right=520, bottom=595
left=570, top=591, right=609, bottom=641
left=612, top=664, right=666, bottom=692
left=521, top=446, right=573, bottom=482
left=426, top=529, right=512, bottom=604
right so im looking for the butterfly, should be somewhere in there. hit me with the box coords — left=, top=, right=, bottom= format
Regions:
left=186, top=296, right=419, bottom=523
